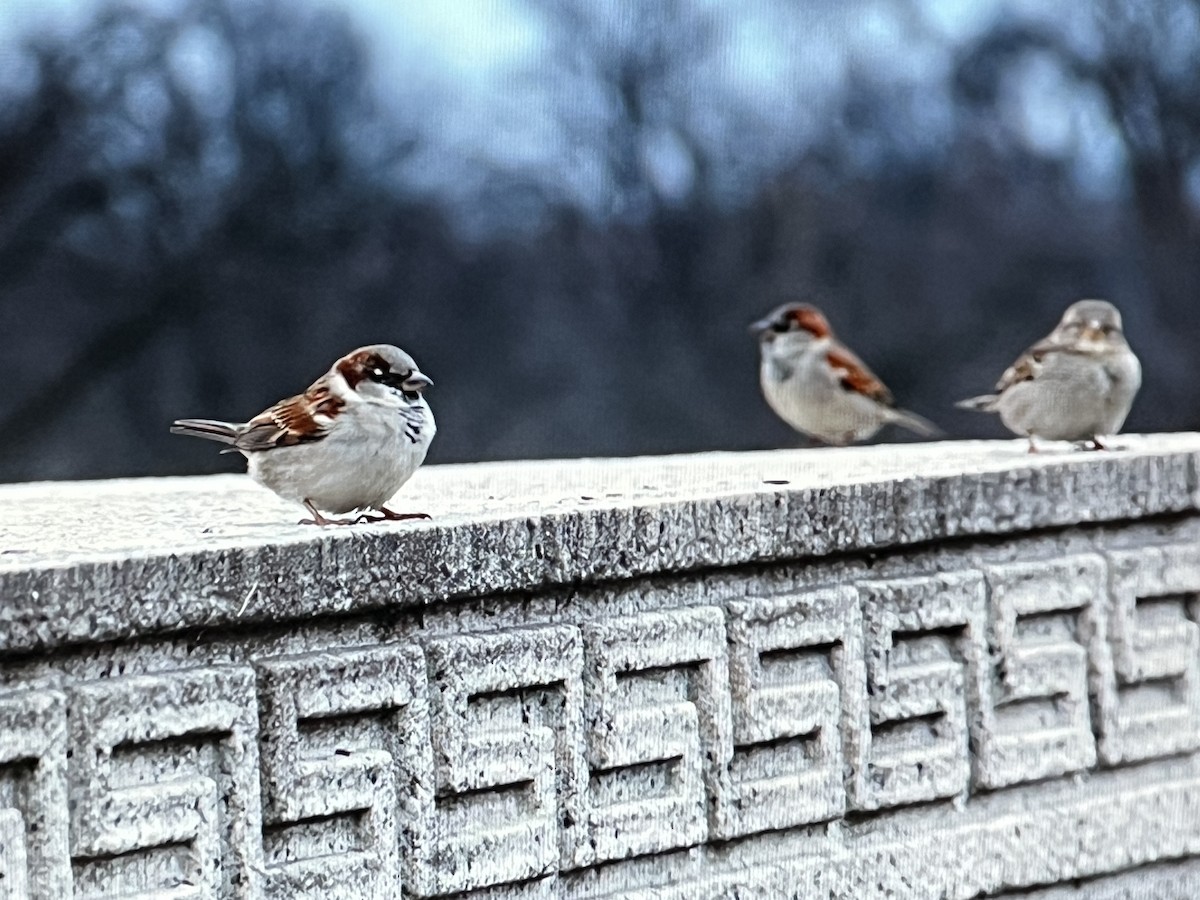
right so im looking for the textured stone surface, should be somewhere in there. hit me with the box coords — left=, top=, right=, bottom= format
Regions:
left=254, top=644, right=428, bottom=897
left=67, top=666, right=263, bottom=897
left=0, top=689, right=69, bottom=900
left=2, top=434, right=1198, bottom=653
left=1003, top=857, right=1200, bottom=897
left=3, top=436, right=1200, bottom=897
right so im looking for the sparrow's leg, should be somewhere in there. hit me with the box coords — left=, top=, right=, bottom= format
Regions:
left=1026, top=436, right=1040, bottom=454
left=298, top=500, right=357, bottom=526
left=355, top=506, right=432, bottom=524
left=1088, top=436, right=1108, bottom=451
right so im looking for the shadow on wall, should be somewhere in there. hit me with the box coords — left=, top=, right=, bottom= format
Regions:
left=0, top=0, right=1197, bottom=482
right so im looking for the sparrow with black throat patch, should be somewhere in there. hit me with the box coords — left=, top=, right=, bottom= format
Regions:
left=751, top=302, right=938, bottom=445
left=172, top=344, right=435, bottom=525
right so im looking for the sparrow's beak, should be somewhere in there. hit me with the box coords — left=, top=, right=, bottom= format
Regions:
left=1081, top=323, right=1106, bottom=342
left=749, top=318, right=774, bottom=339
left=402, top=372, right=434, bottom=392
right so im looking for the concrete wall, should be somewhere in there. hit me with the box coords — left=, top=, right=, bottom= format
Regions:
left=2, top=436, right=1200, bottom=898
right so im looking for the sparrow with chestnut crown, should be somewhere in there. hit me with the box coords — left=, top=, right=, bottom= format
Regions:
left=172, top=344, right=435, bottom=525
left=751, top=302, right=938, bottom=445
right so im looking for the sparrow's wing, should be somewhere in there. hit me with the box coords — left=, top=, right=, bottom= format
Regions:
left=993, top=335, right=1064, bottom=394
left=233, top=383, right=345, bottom=452
left=826, top=344, right=895, bottom=406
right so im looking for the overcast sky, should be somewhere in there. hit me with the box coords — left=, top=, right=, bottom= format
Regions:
left=0, top=0, right=1148, bottom=233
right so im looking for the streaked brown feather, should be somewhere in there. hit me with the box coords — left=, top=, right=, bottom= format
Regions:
left=233, top=382, right=344, bottom=452
left=826, top=345, right=894, bottom=405
left=994, top=337, right=1061, bottom=393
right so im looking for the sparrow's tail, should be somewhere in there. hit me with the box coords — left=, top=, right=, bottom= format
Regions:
left=887, top=407, right=942, bottom=439
left=170, top=418, right=240, bottom=445
left=955, top=395, right=999, bottom=413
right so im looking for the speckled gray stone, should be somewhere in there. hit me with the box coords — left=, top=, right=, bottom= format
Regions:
left=2, top=436, right=1200, bottom=898
left=2, top=435, right=1198, bottom=654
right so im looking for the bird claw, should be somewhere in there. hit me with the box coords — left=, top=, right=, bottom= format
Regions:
left=299, top=500, right=359, bottom=526
left=354, top=508, right=432, bottom=524
left=298, top=499, right=429, bottom=526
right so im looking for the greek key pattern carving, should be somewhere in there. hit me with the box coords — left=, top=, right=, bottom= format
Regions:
left=67, top=666, right=264, bottom=898
left=853, top=572, right=987, bottom=810
left=255, top=644, right=430, bottom=898
left=422, top=625, right=586, bottom=895
left=0, top=689, right=69, bottom=900
left=3, top=540, right=1200, bottom=895
left=1095, top=543, right=1200, bottom=764
left=581, top=607, right=732, bottom=861
left=718, top=586, right=865, bottom=834
left=976, top=556, right=1100, bottom=788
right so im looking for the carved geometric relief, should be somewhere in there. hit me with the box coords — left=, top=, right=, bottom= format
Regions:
left=67, top=667, right=263, bottom=898
left=0, top=689, right=69, bottom=900
left=0, top=808, right=27, bottom=900
left=852, top=573, right=987, bottom=811
left=976, top=556, right=1100, bottom=788
left=421, top=625, right=586, bottom=896
left=255, top=644, right=431, bottom=899
left=581, top=606, right=732, bottom=862
left=1095, top=544, right=1200, bottom=765
left=717, top=586, right=865, bottom=837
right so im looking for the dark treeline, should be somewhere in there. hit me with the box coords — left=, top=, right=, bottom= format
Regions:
left=0, top=0, right=1197, bottom=482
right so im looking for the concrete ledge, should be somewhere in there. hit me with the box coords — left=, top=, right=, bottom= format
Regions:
left=2, top=435, right=1198, bottom=653
left=3, top=435, right=1200, bottom=897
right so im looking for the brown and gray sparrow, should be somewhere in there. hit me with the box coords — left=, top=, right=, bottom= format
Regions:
left=957, top=299, right=1141, bottom=452
left=751, top=302, right=938, bottom=445
left=172, top=344, right=436, bottom=525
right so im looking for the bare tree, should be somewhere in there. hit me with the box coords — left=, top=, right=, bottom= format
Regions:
left=0, top=0, right=422, bottom=478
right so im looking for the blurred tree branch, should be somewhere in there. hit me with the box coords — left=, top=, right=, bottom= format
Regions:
left=0, top=0, right=407, bottom=475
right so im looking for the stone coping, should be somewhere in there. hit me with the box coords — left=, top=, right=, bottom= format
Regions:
left=1, top=435, right=1198, bottom=653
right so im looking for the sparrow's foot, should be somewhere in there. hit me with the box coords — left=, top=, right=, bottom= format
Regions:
left=1026, top=436, right=1040, bottom=454
left=355, top=506, right=432, bottom=524
left=299, top=501, right=358, bottom=526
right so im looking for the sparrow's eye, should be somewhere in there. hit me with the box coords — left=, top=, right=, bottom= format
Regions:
left=372, top=367, right=385, bottom=378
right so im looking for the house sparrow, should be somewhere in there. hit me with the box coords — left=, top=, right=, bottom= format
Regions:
left=957, top=299, right=1141, bottom=452
left=750, top=302, right=938, bottom=445
left=172, top=344, right=436, bottom=525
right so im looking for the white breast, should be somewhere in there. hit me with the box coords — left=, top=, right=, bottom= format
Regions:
left=248, top=400, right=435, bottom=514
left=759, top=340, right=889, bottom=445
